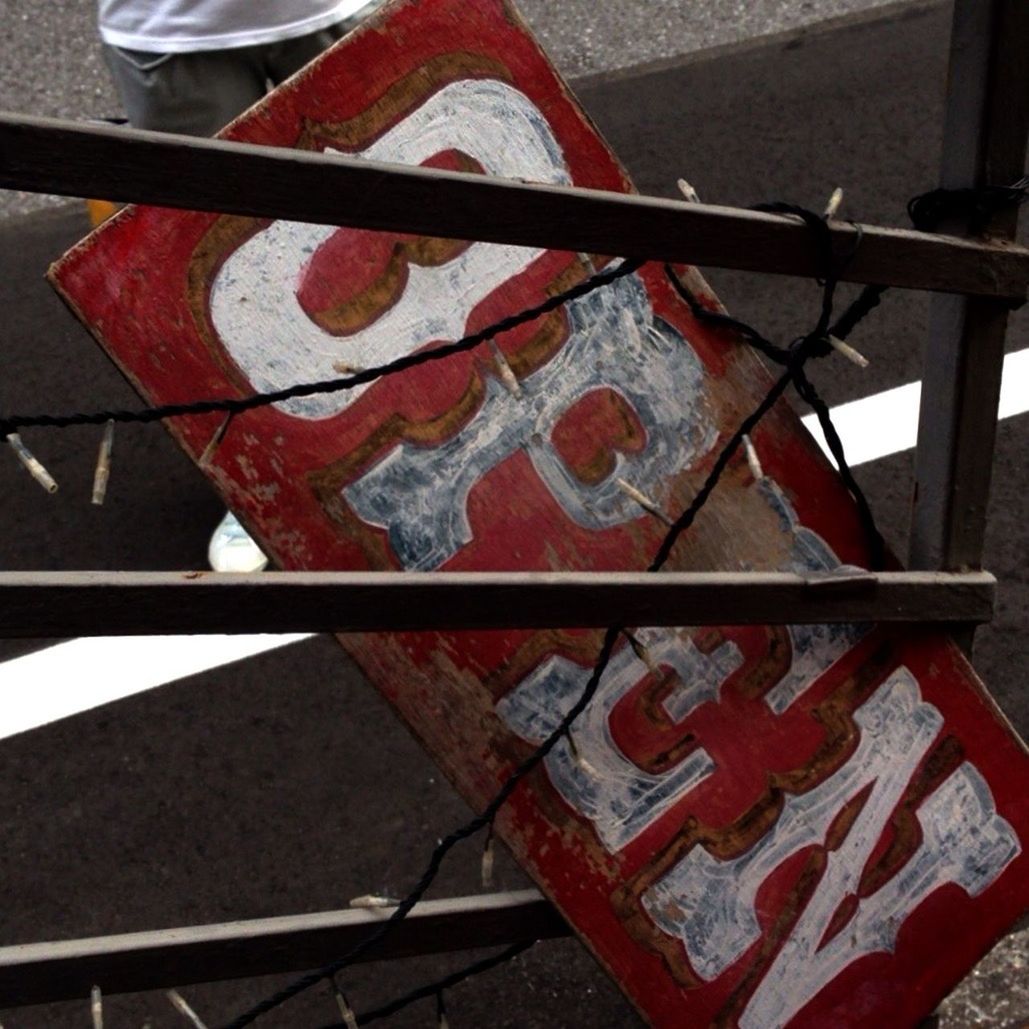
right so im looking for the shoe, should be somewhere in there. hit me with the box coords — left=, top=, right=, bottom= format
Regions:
left=207, top=511, right=269, bottom=573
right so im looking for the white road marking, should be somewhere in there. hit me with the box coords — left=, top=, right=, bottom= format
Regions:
left=801, top=347, right=1028, bottom=466
left=0, top=348, right=1025, bottom=742
left=0, top=634, right=314, bottom=740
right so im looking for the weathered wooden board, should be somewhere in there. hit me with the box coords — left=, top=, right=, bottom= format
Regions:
left=50, top=0, right=1029, bottom=1025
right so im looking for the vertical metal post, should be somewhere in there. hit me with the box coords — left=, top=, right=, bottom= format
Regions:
left=910, top=0, right=1029, bottom=592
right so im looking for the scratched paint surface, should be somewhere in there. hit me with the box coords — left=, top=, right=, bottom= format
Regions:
left=50, top=0, right=1029, bottom=1025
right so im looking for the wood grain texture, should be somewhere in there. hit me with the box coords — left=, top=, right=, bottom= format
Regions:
left=909, top=0, right=1029, bottom=579
left=0, top=891, right=567, bottom=1006
left=0, top=570, right=996, bottom=636
left=1, top=113, right=1027, bottom=299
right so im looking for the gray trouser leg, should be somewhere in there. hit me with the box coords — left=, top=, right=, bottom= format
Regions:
left=261, top=26, right=348, bottom=85
left=102, top=21, right=368, bottom=137
left=102, top=44, right=267, bottom=136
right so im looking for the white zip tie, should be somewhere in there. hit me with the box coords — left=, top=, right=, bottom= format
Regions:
left=623, top=630, right=659, bottom=675
left=481, top=831, right=496, bottom=889
left=824, top=186, right=844, bottom=220
left=828, top=334, right=870, bottom=368
left=6, top=433, right=57, bottom=493
left=564, top=728, right=598, bottom=777
left=488, top=340, right=522, bottom=397
left=91, top=985, right=103, bottom=1029
left=198, top=412, right=233, bottom=468
left=348, top=894, right=400, bottom=909
left=91, top=420, right=115, bottom=505
left=645, top=323, right=668, bottom=347
left=742, top=434, right=765, bottom=481
left=332, top=979, right=359, bottom=1029
left=167, top=989, right=208, bottom=1029
left=620, top=308, right=645, bottom=351
left=615, top=477, right=673, bottom=526
left=677, top=178, right=701, bottom=203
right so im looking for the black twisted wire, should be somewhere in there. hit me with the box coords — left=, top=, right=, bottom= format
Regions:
left=0, top=257, right=643, bottom=438
left=222, top=203, right=869, bottom=1029
left=907, top=175, right=1028, bottom=234
left=223, top=362, right=803, bottom=1029
left=663, top=202, right=888, bottom=569
left=309, top=177, right=1026, bottom=1025
left=16, top=179, right=1019, bottom=1025
left=319, top=941, right=533, bottom=1027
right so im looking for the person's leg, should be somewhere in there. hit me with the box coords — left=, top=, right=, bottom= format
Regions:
left=264, top=28, right=338, bottom=85
left=102, top=44, right=266, bottom=136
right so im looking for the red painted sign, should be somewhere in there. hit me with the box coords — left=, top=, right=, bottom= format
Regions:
left=51, top=0, right=1029, bottom=1024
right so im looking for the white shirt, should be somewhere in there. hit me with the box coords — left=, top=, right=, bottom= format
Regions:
left=98, top=0, right=371, bottom=53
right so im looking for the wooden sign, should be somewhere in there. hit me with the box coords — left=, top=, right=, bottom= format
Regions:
left=51, top=0, right=1029, bottom=1024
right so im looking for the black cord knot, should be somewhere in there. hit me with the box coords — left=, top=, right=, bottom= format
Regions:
left=791, top=332, right=833, bottom=361
left=907, top=176, right=1028, bottom=233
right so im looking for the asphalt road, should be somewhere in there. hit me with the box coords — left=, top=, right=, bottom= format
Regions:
left=0, top=2, right=1027, bottom=1027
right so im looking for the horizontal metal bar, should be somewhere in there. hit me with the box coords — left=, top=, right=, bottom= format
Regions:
left=0, top=570, right=995, bottom=636
left=1, top=113, right=1026, bottom=299
left=0, top=890, right=567, bottom=1006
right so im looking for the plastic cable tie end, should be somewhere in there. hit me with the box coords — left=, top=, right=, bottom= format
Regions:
left=6, top=433, right=58, bottom=493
